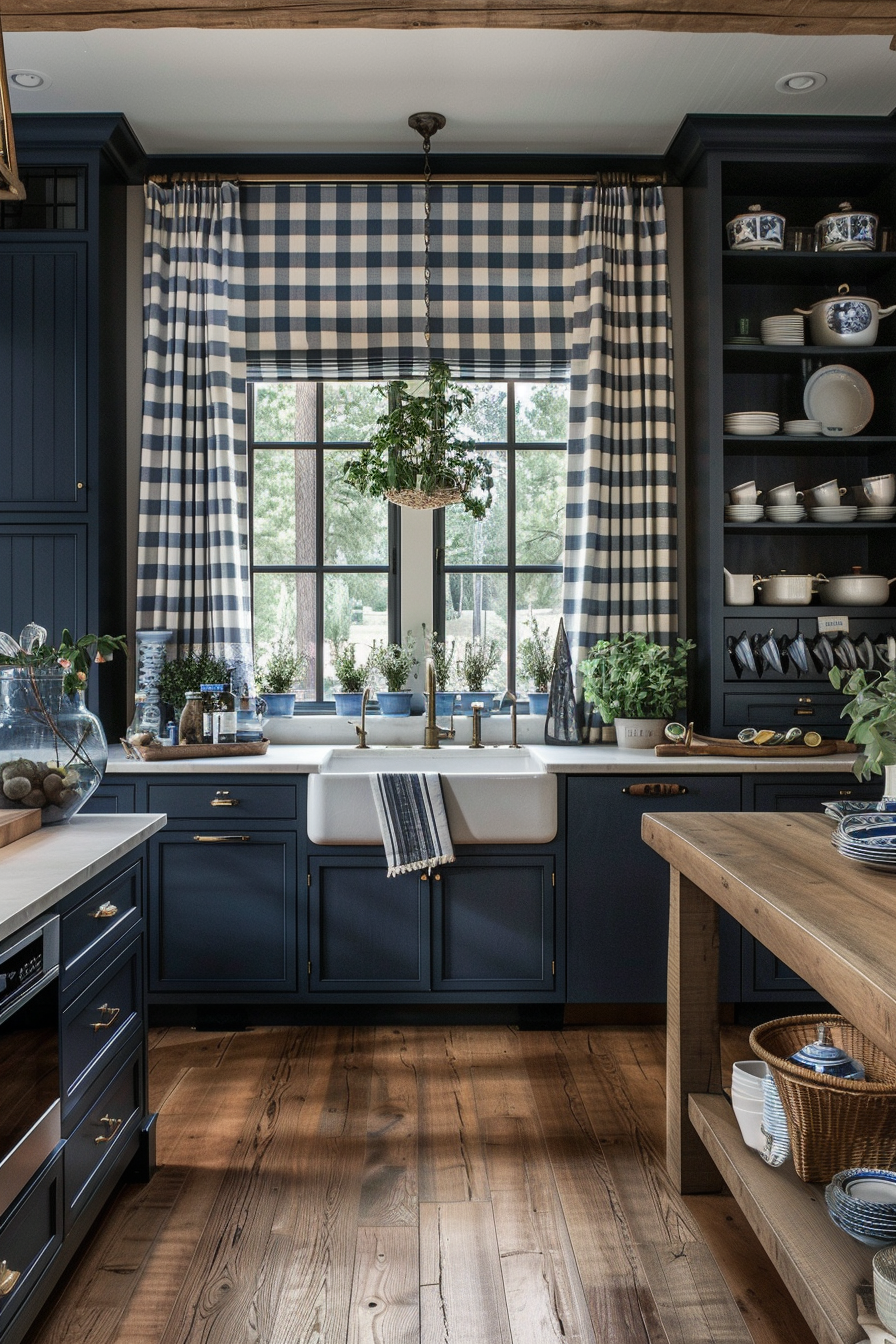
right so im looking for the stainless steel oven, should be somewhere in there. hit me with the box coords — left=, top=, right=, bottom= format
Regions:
left=0, top=913, right=60, bottom=1219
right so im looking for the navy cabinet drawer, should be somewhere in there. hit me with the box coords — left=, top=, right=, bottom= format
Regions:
left=60, top=861, right=141, bottom=985
left=724, top=692, right=846, bottom=731
left=751, top=780, right=882, bottom=812
left=61, top=935, right=142, bottom=1119
left=0, top=1151, right=63, bottom=1336
left=64, top=1046, right=142, bottom=1230
left=147, top=782, right=297, bottom=821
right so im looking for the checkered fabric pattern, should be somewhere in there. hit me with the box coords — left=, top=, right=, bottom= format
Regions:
left=137, top=180, right=255, bottom=689
left=562, top=185, right=678, bottom=661
left=241, top=183, right=577, bottom=379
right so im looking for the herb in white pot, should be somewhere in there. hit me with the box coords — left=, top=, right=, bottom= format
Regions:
left=579, top=632, right=694, bottom=749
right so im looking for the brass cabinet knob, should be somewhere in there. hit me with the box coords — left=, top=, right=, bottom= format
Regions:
left=90, top=901, right=118, bottom=919
left=0, top=1261, right=20, bottom=1296
left=90, top=1003, right=121, bottom=1032
left=94, top=1115, right=123, bottom=1144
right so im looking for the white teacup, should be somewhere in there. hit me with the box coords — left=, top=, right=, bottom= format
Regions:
left=766, top=482, right=804, bottom=505
left=863, top=473, right=896, bottom=506
left=808, top=479, right=847, bottom=507
left=729, top=480, right=761, bottom=504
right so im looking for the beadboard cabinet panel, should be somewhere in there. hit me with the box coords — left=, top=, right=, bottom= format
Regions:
left=0, top=526, right=87, bottom=649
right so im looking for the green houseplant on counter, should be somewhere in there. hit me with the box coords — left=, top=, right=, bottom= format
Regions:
left=456, top=637, right=503, bottom=716
left=257, top=639, right=309, bottom=717
left=0, top=622, right=126, bottom=822
left=330, top=640, right=370, bottom=717
left=579, top=632, right=695, bottom=750
left=370, top=633, right=419, bottom=716
left=424, top=626, right=457, bottom=717
left=518, top=615, right=555, bottom=716
left=157, top=650, right=230, bottom=714
left=830, top=665, right=896, bottom=792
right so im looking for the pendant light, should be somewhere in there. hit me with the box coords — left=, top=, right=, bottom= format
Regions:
left=0, top=21, right=26, bottom=201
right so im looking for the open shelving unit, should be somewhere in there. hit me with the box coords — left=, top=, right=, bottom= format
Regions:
left=676, top=118, right=896, bottom=736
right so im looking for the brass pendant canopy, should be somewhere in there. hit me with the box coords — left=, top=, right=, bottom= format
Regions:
left=0, top=23, right=25, bottom=201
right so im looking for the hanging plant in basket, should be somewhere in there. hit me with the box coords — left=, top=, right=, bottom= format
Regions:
left=343, top=361, right=495, bottom=519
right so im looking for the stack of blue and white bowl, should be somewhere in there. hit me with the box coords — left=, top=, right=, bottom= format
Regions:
left=829, top=812, right=896, bottom=873
left=826, top=1169, right=896, bottom=1247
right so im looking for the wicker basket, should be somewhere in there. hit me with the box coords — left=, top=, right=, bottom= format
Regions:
left=384, top=485, right=463, bottom=510
left=749, top=1013, right=896, bottom=1183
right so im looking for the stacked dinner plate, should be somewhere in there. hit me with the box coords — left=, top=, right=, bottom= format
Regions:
left=761, top=315, right=805, bottom=346
left=832, top=813, right=896, bottom=872
left=859, top=505, right=896, bottom=522
left=725, top=503, right=764, bottom=522
left=724, top=411, right=780, bottom=436
left=784, top=419, right=822, bottom=435
left=808, top=504, right=859, bottom=522
left=826, top=1169, right=896, bottom=1247
left=765, top=504, right=806, bottom=522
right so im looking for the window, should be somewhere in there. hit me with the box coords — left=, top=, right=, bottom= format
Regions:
left=248, top=378, right=568, bottom=702
left=249, top=382, right=398, bottom=702
left=437, top=381, right=568, bottom=693
left=0, top=170, right=83, bottom=230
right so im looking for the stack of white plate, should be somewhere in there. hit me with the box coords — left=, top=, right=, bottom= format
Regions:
left=725, top=504, right=764, bottom=522
left=724, top=412, right=780, bottom=436
left=826, top=1170, right=896, bottom=1248
left=761, top=315, right=805, bottom=346
left=731, top=1060, right=769, bottom=1152
left=783, top=419, right=822, bottom=435
left=729, top=334, right=762, bottom=346
left=859, top=506, right=896, bottom=521
left=807, top=505, right=858, bottom=522
left=832, top=814, right=896, bottom=872
left=765, top=504, right=806, bottom=522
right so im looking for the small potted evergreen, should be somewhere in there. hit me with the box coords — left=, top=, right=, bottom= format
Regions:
left=517, top=616, right=555, bottom=716
left=256, top=638, right=309, bottom=717
left=330, top=640, right=370, bottom=716
left=579, top=632, right=694, bottom=749
left=158, top=650, right=230, bottom=715
left=370, top=633, right=418, bottom=717
left=456, top=637, right=503, bottom=716
left=424, top=626, right=457, bottom=717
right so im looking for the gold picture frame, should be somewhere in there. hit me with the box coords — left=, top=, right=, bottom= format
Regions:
left=0, top=23, right=25, bottom=201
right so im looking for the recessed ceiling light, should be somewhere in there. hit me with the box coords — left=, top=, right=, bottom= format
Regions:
left=775, top=71, right=826, bottom=95
left=10, top=71, right=51, bottom=90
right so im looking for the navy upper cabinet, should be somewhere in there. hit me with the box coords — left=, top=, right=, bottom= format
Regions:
left=0, top=245, right=86, bottom=510
left=0, top=524, right=86, bottom=647
left=567, top=774, right=742, bottom=1003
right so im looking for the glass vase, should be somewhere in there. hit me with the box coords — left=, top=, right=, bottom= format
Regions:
left=0, top=667, right=108, bottom=824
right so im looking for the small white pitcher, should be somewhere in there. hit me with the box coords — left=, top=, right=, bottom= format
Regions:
left=724, top=568, right=758, bottom=605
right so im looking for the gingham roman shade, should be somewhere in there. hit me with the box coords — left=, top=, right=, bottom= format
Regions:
left=241, top=183, right=578, bottom=380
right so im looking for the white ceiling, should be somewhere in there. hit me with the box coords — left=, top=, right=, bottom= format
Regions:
left=5, top=28, right=896, bottom=156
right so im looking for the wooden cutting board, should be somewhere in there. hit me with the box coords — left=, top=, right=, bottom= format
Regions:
left=655, top=740, right=852, bottom=758
left=0, top=808, right=42, bottom=849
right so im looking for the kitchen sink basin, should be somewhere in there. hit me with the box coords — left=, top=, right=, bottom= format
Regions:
left=307, top=745, right=557, bottom=845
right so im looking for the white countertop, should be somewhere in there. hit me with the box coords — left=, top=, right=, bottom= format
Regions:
left=105, top=743, right=863, bottom=776
left=0, top=813, right=167, bottom=944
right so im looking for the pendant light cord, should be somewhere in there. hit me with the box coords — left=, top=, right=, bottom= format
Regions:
left=423, top=130, right=432, bottom=348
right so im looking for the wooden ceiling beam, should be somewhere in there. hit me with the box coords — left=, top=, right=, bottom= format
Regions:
left=3, top=0, right=896, bottom=33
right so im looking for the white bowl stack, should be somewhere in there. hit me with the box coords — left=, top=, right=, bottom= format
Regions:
left=724, top=412, right=780, bottom=436
left=765, top=503, right=806, bottom=522
left=731, top=1060, right=769, bottom=1151
left=761, top=315, right=805, bottom=346
left=724, top=503, right=765, bottom=522
left=807, top=504, right=858, bottom=522
left=859, top=505, right=896, bottom=521
left=874, top=1245, right=896, bottom=1330
left=783, top=418, right=822, bottom=435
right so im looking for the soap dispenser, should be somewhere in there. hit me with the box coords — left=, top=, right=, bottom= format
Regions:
left=788, top=1023, right=865, bottom=1079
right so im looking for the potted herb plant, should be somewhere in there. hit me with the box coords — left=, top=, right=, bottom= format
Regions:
left=370, top=633, right=418, bottom=717
left=579, top=632, right=694, bottom=749
left=518, top=616, right=555, bottom=716
left=456, top=638, right=503, bottom=716
left=830, top=666, right=896, bottom=794
left=342, top=361, right=495, bottom=518
left=330, top=640, right=370, bottom=717
left=158, top=650, right=230, bottom=715
left=424, top=626, right=457, bottom=717
left=257, top=638, right=309, bottom=718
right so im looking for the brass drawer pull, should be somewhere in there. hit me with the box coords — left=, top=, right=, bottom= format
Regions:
left=0, top=1261, right=20, bottom=1296
left=94, top=1115, right=123, bottom=1144
left=90, top=902, right=118, bottom=919
left=90, top=1003, right=120, bottom=1032
left=193, top=835, right=250, bottom=843
left=211, top=791, right=238, bottom=807
left=433, top=872, right=441, bottom=881
left=623, top=783, right=688, bottom=797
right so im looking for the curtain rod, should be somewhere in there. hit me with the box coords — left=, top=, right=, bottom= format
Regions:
left=148, top=172, right=666, bottom=186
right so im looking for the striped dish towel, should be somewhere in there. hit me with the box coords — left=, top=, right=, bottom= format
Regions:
left=370, top=773, right=455, bottom=877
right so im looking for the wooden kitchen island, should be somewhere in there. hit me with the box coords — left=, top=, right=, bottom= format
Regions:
left=642, top=810, right=896, bottom=1344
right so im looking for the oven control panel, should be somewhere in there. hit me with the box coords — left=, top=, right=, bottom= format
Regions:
left=0, top=945, right=44, bottom=1001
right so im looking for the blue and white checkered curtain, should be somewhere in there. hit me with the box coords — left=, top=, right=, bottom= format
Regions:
left=241, top=183, right=577, bottom=380
left=137, top=180, right=254, bottom=690
left=562, top=185, right=677, bottom=661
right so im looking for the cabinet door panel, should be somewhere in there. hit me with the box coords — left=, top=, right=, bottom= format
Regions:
left=0, top=526, right=87, bottom=649
left=309, top=858, right=427, bottom=993
left=0, top=245, right=86, bottom=509
left=567, top=775, right=742, bottom=1003
left=150, top=832, right=297, bottom=991
left=0, top=1151, right=63, bottom=1335
left=432, top=859, right=554, bottom=991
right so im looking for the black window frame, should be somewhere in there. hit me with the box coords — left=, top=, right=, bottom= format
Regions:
left=248, top=380, right=400, bottom=708
left=433, top=378, right=566, bottom=694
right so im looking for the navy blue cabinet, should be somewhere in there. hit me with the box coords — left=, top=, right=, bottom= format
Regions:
left=0, top=525, right=87, bottom=651
left=149, top=830, right=298, bottom=993
left=567, top=774, right=742, bottom=1003
left=309, top=857, right=427, bottom=993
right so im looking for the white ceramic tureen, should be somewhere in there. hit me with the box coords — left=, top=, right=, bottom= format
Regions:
left=794, top=284, right=896, bottom=347
left=815, top=202, right=878, bottom=252
left=726, top=204, right=785, bottom=251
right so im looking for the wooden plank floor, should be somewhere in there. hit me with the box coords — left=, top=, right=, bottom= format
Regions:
left=29, top=1025, right=818, bottom=1344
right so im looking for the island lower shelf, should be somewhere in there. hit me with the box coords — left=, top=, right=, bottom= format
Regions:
left=689, top=1092, right=872, bottom=1344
